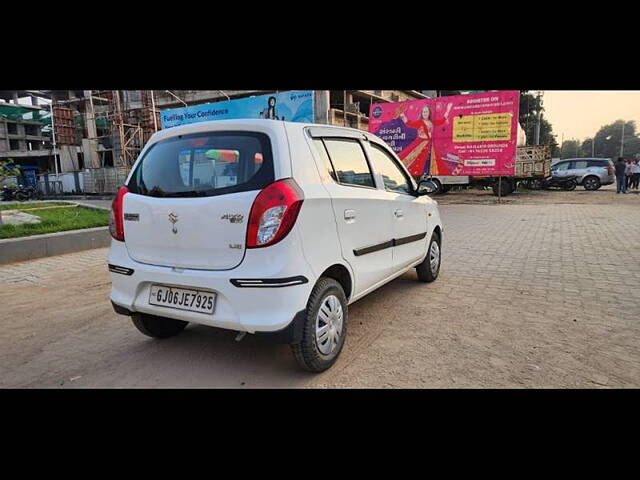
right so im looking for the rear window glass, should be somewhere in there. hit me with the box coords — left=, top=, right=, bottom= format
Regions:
left=127, top=131, right=273, bottom=197
left=323, top=138, right=375, bottom=188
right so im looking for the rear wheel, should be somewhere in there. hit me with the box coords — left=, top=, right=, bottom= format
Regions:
left=583, top=176, right=601, bottom=191
left=416, top=231, right=441, bottom=282
left=15, top=191, right=29, bottom=202
left=131, top=313, right=188, bottom=339
left=291, top=277, right=347, bottom=373
left=529, top=178, right=543, bottom=190
left=492, top=178, right=514, bottom=196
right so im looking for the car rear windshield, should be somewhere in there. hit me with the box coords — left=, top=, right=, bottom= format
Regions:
left=127, top=131, right=274, bottom=197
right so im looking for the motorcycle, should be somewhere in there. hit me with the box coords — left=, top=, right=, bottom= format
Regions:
left=3, top=184, right=44, bottom=201
left=528, top=175, right=578, bottom=191
left=1, top=184, right=16, bottom=201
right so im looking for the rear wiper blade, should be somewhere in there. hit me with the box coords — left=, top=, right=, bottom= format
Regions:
left=162, top=190, right=207, bottom=197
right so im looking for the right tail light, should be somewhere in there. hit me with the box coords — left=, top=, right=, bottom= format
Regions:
left=246, top=179, right=304, bottom=249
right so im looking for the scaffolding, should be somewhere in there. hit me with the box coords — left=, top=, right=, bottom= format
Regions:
left=89, top=90, right=159, bottom=168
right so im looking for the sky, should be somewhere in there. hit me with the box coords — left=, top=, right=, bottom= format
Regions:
left=543, top=91, right=640, bottom=143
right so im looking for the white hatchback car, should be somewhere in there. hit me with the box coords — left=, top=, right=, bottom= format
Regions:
left=109, top=119, right=443, bottom=372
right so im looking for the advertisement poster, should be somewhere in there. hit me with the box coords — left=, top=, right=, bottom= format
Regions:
left=369, top=91, right=520, bottom=177
left=160, top=90, right=314, bottom=129
left=430, top=91, right=519, bottom=176
left=368, top=99, right=436, bottom=177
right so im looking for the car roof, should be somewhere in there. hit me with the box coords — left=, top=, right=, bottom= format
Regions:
left=146, top=119, right=376, bottom=145
left=560, top=158, right=610, bottom=161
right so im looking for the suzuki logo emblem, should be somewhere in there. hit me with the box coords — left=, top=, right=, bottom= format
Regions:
left=168, top=212, right=178, bottom=234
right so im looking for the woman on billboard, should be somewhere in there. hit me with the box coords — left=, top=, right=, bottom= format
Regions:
left=394, top=102, right=453, bottom=176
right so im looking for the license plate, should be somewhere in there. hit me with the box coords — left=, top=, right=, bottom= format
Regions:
left=149, top=284, right=216, bottom=314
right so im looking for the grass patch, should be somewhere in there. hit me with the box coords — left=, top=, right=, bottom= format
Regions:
left=0, top=202, right=69, bottom=211
left=0, top=205, right=110, bottom=239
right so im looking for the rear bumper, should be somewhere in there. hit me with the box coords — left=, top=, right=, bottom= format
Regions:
left=108, top=234, right=315, bottom=335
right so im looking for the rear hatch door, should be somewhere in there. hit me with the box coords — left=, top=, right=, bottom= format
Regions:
left=123, top=130, right=275, bottom=270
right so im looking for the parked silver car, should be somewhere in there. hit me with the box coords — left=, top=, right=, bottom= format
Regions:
left=551, top=158, right=615, bottom=190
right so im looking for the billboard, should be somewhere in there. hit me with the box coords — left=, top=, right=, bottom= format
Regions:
left=368, top=99, right=436, bottom=177
left=369, top=91, right=520, bottom=177
left=160, top=90, right=314, bottom=129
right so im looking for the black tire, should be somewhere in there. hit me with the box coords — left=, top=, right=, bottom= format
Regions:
left=530, top=178, right=543, bottom=190
left=492, top=178, right=514, bottom=196
left=131, top=313, right=188, bottom=339
left=431, top=178, right=443, bottom=194
left=15, top=192, right=29, bottom=202
left=563, top=180, right=577, bottom=191
left=416, top=231, right=441, bottom=283
left=583, top=176, right=601, bottom=191
left=441, top=185, right=452, bottom=194
left=290, top=277, right=348, bottom=373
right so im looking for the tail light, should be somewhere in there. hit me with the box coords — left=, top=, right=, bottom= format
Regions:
left=246, top=179, right=304, bottom=248
left=109, top=186, right=129, bottom=241
left=608, top=166, right=614, bottom=175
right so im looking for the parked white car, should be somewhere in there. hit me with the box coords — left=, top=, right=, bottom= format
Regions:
left=108, top=119, right=443, bottom=372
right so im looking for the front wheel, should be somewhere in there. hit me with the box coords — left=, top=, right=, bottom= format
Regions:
left=563, top=180, right=577, bottom=191
left=291, top=277, right=348, bottom=373
left=416, top=232, right=441, bottom=282
left=131, top=313, right=188, bottom=339
left=430, top=178, right=443, bottom=194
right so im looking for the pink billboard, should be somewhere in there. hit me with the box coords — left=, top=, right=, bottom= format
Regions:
left=369, top=91, right=520, bottom=177
left=368, top=98, right=437, bottom=177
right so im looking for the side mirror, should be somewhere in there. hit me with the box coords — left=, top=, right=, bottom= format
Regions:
left=417, top=180, right=437, bottom=195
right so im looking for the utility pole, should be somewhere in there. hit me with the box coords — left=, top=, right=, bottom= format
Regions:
left=150, top=90, right=158, bottom=132
left=534, top=91, right=543, bottom=146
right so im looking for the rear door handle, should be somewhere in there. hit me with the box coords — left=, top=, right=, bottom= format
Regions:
left=394, top=209, right=404, bottom=219
left=344, top=209, right=356, bottom=222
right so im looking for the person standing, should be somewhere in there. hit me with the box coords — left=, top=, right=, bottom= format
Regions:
left=631, top=159, right=640, bottom=190
left=626, top=159, right=633, bottom=190
left=615, top=157, right=628, bottom=194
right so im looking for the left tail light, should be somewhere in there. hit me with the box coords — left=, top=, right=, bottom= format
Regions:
left=109, top=186, right=128, bottom=241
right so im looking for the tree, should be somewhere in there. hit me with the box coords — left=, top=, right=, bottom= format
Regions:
left=0, top=159, right=20, bottom=225
left=519, top=91, right=560, bottom=156
left=560, top=139, right=581, bottom=159
left=592, top=120, right=640, bottom=159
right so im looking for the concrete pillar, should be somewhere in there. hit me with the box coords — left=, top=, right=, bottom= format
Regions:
left=314, top=90, right=329, bottom=125
left=83, top=90, right=101, bottom=169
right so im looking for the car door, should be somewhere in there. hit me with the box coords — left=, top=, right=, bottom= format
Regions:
left=552, top=161, right=570, bottom=177
left=312, top=137, right=395, bottom=296
left=364, top=141, right=428, bottom=271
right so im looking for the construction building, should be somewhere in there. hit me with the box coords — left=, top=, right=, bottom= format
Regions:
left=1, top=90, right=450, bottom=193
